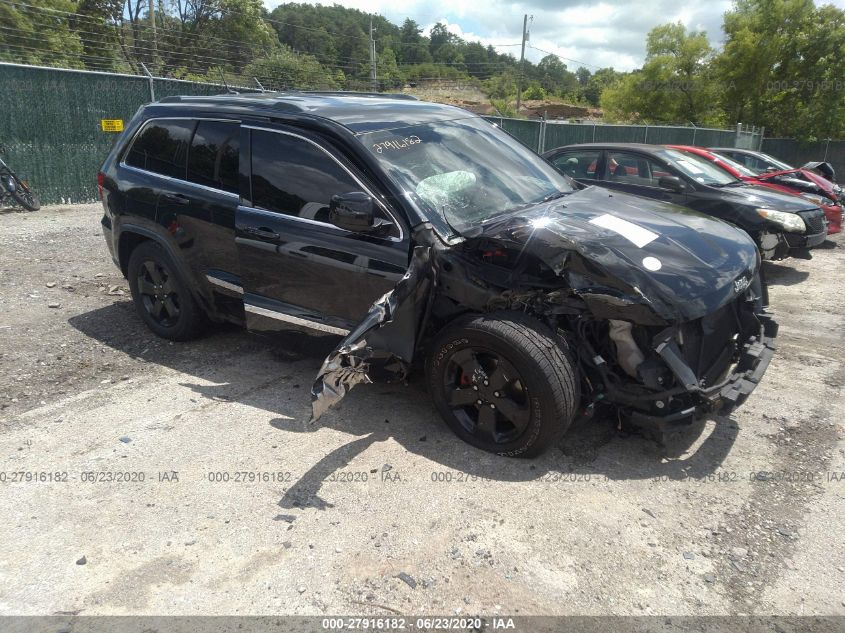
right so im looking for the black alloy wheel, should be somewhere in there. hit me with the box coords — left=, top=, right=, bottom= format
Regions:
left=136, top=259, right=181, bottom=328
left=127, top=240, right=205, bottom=341
left=443, top=347, right=531, bottom=446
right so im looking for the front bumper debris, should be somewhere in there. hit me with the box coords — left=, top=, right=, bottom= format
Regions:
left=628, top=312, right=778, bottom=434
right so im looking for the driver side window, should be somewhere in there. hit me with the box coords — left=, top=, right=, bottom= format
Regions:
left=249, top=129, right=398, bottom=236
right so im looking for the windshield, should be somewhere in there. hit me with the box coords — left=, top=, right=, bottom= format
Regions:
left=758, top=152, right=793, bottom=171
left=358, top=117, right=575, bottom=234
left=711, top=153, right=758, bottom=178
left=657, top=148, right=739, bottom=186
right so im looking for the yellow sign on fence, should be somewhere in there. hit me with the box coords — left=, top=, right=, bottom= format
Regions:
left=100, top=119, right=124, bottom=132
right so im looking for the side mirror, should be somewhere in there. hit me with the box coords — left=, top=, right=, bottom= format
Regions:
left=765, top=166, right=779, bottom=173
left=329, top=192, right=386, bottom=233
left=658, top=175, right=685, bottom=193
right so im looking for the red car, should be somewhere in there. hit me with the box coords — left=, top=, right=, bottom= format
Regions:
left=669, top=145, right=842, bottom=235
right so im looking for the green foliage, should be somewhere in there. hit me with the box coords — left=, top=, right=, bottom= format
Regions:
left=522, top=83, right=547, bottom=100
left=716, top=0, right=845, bottom=139
left=490, top=99, right=517, bottom=118
left=6, top=0, right=845, bottom=140
left=601, top=23, right=720, bottom=125
left=0, top=0, right=85, bottom=68
left=243, top=47, right=337, bottom=90
left=601, top=2, right=845, bottom=137
left=578, top=68, right=621, bottom=107
left=485, top=68, right=517, bottom=99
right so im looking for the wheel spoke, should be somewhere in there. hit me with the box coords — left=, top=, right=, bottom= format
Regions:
left=487, top=362, right=512, bottom=390
left=143, top=261, right=163, bottom=284
left=476, top=406, right=498, bottom=437
left=162, top=296, right=180, bottom=319
left=451, top=349, right=483, bottom=379
left=137, top=278, right=156, bottom=296
left=495, top=397, right=531, bottom=432
left=150, top=298, right=164, bottom=318
left=447, top=387, right=479, bottom=408
left=161, top=277, right=176, bottom=294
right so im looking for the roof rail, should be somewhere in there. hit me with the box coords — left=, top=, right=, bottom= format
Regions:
left=157, top=91, right=419, bottom=103
left=300, top=90, right=419, bottom=101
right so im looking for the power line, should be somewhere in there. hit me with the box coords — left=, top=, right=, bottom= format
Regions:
left=528, top=44, right=602, bottom=71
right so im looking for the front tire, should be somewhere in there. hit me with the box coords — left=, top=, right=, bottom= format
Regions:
left=426, top=312, right=579, bottom=457
left=127, top=241, right=205, bottom=341
left=7, top=175, right=40, bottom=211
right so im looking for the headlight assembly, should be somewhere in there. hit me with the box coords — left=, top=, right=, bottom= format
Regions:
left=755, top=208, right=806, bottom=233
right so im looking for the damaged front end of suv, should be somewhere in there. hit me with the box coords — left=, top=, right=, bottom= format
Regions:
left=312, top=116, right=777, bottom=455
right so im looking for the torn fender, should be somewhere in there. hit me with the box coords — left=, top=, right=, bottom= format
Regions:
left=310, top=241, right=435, bottom=421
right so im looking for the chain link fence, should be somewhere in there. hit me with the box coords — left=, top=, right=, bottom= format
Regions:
left=2, top=62, right=782, bottom=206
left=486, top=117, right=764, bottom=155
left=762, top=138, right=845, bottom=182
left=0, top=62, right=257, bottom=205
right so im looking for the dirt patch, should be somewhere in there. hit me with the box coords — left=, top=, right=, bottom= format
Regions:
left=0, top=204, right=843, bottom=616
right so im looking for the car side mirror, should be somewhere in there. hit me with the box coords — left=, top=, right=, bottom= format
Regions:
left=658, top=175, right=685, bottom=193
left=765, top=166, right=779, bottom=173
left=329, top=192, right=390, bottom=234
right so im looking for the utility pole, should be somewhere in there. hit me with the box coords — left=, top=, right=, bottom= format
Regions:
left=516, top=14, right=530, bottom=114
left=369, top=17, right=378, bottom=92
left=149, top=0, right=157, bottom=67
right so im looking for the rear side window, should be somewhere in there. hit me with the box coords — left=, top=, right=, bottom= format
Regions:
left=125, top=119, right=194, bottom=179
left=603, top=151, right=670, bottom=186
left=187, top=121, right=240, bottom=194
left=551, top=150, right=600, bottom=179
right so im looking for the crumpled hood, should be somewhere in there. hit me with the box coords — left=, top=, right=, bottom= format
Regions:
left=719, top=183, right=820, bottom=212
left=476, top=186, right=759, bottom=321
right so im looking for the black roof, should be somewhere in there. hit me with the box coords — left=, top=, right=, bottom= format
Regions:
left=155, top=91, right=473, bottom=133
left=550, top=142, right=665, bottom=151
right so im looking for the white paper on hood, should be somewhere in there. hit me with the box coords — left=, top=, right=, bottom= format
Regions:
left=589, top=213, right=659, bottom=248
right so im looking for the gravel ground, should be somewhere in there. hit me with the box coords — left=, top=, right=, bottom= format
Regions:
left=0, top=203, right=844, bottom=617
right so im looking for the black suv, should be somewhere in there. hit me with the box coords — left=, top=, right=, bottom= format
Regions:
left=100, top=93, right=776, bottom=456
left=543, top=143, right=828, bottom=260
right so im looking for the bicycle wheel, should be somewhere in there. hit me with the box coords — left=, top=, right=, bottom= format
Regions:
left=7, top=173, right=40, bottom=211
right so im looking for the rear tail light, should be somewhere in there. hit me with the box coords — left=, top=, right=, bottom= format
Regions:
left=97, top=171, right=105, bottom=199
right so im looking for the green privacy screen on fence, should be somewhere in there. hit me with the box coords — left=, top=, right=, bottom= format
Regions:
left=761, top=138, right=845, bottom=181
left=0, top=63, right=248, bottom=205
left=4, top=62, right=825, bottom=206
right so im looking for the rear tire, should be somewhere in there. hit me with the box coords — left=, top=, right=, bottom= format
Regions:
left=426, top=312, right=579, bottom=457
left=127, top=241, right=205, bottom=341
left=8, top=175, right=40, bottom=211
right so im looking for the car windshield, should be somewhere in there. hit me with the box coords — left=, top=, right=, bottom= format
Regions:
left=357, top=116, right=575, bottom=234
left=757, top=152, right=793, bottom=171
left=657, top=148, right=739, bottom=186
left=710, top=152, right=758, bottom=177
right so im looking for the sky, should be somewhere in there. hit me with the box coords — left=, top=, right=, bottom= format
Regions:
left=264, top=0, right=845, bottom=72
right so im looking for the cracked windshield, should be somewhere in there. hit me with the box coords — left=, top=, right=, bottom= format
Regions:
left=359, top=116, right=575, bottom=233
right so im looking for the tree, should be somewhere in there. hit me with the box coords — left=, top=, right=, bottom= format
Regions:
left=536, top=54, right=576, bottom=95
left=428, top=22, right=452, bottom=55
left=575, top=67, right=591, bottom=86
left=398, top=18, right=430, bottom=64
left=377, top=48, right=403, bottom=89
left=244, top=46, right=336, bottom=90
left=601, top=23, right=718, bottom=124
left=0, top=0, right=85, bottom=68
left=715, top=0, right=845, bottom=138
left=581, top=67, right=620, bottom=106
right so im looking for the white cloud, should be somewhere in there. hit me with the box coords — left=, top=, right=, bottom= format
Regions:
left=263, top=0, right=829, bottom=71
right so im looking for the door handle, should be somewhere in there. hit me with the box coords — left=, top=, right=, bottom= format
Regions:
left=243, top=226, right=281, bottom=240
left=162, top=193, right=190, bottom=205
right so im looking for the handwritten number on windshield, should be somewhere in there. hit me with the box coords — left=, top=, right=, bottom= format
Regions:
left=372, top=136, right=422, bottom=153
